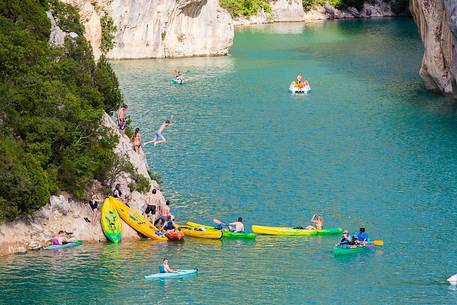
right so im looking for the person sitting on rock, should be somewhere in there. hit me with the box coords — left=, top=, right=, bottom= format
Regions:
left=88, top=192, right=100, bottom=225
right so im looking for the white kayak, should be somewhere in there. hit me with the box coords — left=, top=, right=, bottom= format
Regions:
left=289, top=85, right=311, bottom=94
left=144, top=269, right=198, bottom=279
left=448, top=274, right=457, bottom=284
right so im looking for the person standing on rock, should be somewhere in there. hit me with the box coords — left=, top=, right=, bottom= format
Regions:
left=154, top=200, right=171, bottom=227
left=132, top=128, right=142, bottom=153
left=117, top=104, right=127, bottom=134
left=113, top=184, right=122, bottom=199
left=143, top=189, right=159, bottom=222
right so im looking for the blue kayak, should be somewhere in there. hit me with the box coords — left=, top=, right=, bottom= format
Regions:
left=45, top=241, right=83, bottom=250
left=144, top=269, right=197, bottom=279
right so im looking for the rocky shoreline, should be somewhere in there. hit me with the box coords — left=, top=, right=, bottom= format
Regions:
left=0, top=114, right=167, bottom=257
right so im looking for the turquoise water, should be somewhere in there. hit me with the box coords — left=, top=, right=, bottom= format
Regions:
left=2, top=19, right=457, bottom=304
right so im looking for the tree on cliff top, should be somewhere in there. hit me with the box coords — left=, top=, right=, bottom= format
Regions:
left=0, top=0, right=123, bottom=220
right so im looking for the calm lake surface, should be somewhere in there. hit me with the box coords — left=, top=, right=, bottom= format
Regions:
left=2, top=19, right=457, bottom=304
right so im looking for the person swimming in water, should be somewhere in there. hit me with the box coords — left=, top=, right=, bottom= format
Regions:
left=144, top=120, right=174, bottom=146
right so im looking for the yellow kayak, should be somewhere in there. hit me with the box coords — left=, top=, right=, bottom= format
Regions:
left=179, top=226, right=222, bottom=239
left=110, top=196, right=167, bottom=241
left=100, top=197, right=122, bottom=243
left=252, top=225, right=318, bottom=236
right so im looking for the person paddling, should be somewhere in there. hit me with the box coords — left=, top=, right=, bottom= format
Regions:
left=51, top=231, right=65, bottom=245
left=160, top=258, right=178, bottom=273
left=339, top=230, right=355, bottom=247
left=356, top=227, right=369, bottom=246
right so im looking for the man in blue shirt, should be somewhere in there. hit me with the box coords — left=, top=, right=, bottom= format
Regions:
left=357, top=228, right=368, bottom=245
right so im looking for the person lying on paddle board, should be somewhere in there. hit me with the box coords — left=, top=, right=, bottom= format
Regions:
left=160, top=258, right=178, bottom=273
left=305, top=215, right=324, bottom=230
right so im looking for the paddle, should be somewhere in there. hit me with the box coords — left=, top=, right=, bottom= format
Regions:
left=372, top=240, right=384, bottom=246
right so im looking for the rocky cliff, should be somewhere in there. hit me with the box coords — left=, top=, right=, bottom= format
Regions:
left=233, top=0, right=304, bottom=26
left=0, top=114, right=167, bottom=256
left=410, top=0, right=457, bottom=98
left=63, top=0, right=234, bottom=59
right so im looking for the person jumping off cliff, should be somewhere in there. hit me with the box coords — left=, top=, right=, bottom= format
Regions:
left=144, top=120, right=174, bottom=146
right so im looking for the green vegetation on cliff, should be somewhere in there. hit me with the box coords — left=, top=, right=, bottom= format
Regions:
left=220, top=0, right=272, bottom=18
left=302, top=0, right=409, bottom=13
left=0, top=0, right=123, bottom=220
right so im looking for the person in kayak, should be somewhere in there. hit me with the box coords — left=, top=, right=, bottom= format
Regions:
left=228, top=217, right=244, bottom=232
left=160, top=258, right=178, bottom=273
left=305, top=215, right=324, bottom=230
left=51, top=231, right=65, bottom=245
left=175, top=71, right=184, bottom=83
left=356, top=228, right=369, bottom=245
left=339, top=230, right=357, bottom=246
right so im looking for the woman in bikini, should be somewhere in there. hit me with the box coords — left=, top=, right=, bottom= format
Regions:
left=132, top=128, right=142, bottom=153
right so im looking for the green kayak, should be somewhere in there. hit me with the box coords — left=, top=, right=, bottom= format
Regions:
left=333, top=245, right=370, bottom=256
left=186, top=222, right=256, bottom=239
left=221, top=231, right=256, bottom=239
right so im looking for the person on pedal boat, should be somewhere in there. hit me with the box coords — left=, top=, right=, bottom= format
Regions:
left=356, top=228, right=369, bottom=245
left=305, top=214, right=324, bottom=230
left=160, top=258, right=178, bottom=273
left=228, top=217, right=245, bottom=232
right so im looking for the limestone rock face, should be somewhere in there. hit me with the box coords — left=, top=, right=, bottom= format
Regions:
left=63, top=0, right=234, bottom=59
left=234, top=0, right=304, bottom=26
left=410, top=0, right=457, bottom=98
left=47, top=11, right=79, bottom=46
left=270, top=0, right=304, bottom=22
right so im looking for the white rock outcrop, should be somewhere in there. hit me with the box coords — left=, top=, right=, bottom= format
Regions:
left=271, top=0, right=305, bottom=22
left=63, top=0, right=234, bottom=59
left=47, top=11, right=79, bottom=45
left=410, top=0, right=457, bottom=98
left=233, top=0, right=304, bottom=26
